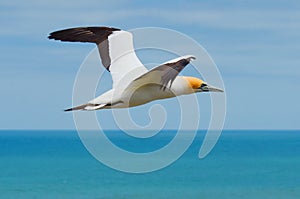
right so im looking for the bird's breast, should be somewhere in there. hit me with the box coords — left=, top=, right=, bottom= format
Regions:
left=122, top=83, right=175, bottom=107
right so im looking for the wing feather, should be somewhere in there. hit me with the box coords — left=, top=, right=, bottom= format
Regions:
left=131, top=55, right=195, bottom=90
left=48, top=26, right=148, bottom=88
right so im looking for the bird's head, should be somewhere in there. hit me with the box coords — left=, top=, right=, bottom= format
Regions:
left=183, top=76, right=224, bottom=93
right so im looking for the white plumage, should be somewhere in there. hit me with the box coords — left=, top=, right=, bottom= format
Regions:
left=48, top=26, right=223, bottom=111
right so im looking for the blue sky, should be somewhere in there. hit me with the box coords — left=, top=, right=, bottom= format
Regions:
left=0, top=0, right=299, bottom=130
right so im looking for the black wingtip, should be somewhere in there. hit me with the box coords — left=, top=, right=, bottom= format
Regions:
left=48, top=33, right=60, bottom=40
left=48, top=34, right=54, bottom=40
left=47, top=26, right=122, bottom=43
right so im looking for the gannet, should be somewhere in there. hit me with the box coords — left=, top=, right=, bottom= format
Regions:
left=48, top=27, right=223, bottom=111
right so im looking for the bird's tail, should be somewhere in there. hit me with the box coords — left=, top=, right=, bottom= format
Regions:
left=64, top=103, right=106, bottom=112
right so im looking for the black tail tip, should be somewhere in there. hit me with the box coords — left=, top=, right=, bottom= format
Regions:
left=64, top=108, right=73, bottom=112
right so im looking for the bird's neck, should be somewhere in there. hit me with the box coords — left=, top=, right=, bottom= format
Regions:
left=171, top=76, right=194, bottom=96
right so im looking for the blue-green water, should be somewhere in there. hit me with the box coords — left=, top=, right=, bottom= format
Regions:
left=0, top=130, right=299, bottom=199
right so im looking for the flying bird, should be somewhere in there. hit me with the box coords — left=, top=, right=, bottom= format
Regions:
left=48, top=26, right=223, bottom=111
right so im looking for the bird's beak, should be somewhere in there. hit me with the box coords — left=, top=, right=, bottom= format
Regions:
left=198, top=84, right=224, bottom=92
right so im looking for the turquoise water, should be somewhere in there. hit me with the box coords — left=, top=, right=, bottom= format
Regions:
left=0, top=130, right=299, bottom=199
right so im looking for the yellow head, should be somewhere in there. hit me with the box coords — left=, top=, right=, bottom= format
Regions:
left=183, top=76, right=224, bottom=92
left=184, top=76, right=204, bottom=89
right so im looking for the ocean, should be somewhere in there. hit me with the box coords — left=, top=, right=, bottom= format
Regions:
left=0, top=130, right=299, bottom=199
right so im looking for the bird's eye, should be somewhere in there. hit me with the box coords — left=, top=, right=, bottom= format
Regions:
left=200, top=83, right=207, bottom=88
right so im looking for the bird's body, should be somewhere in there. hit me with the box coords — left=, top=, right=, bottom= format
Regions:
left=48, top=27, right=223, bottom=111
left=89, top=76, right=191, bottom=109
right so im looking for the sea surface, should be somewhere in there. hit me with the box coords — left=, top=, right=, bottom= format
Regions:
left=0, top=130, right=299, bottom=199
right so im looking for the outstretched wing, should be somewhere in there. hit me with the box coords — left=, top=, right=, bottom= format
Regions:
left=129, top=55, right=195, bottom=90
left=48, top=27, right=148, bottom=88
